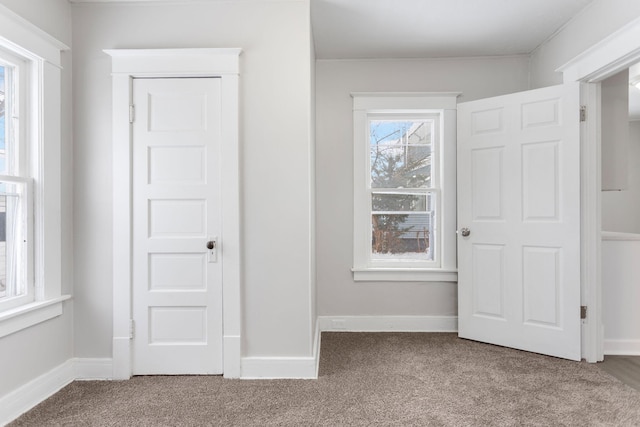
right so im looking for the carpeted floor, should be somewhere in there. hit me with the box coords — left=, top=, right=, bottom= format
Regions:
left=9, top=333, right=640, bottom=426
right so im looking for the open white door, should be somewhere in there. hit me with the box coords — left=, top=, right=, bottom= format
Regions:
left=132, top=77, right=223, bottom=374
left=457, top=83, right=581, bottom=361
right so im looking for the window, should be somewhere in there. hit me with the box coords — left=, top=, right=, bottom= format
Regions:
left=0, top=7, right=69, bottom=337
left=352, top=93, right=458, bottom=281
left=0, top=49, right=33, bottom=312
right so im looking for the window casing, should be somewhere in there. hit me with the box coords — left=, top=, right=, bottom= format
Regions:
left=0, top=6, right=69, bottom=337
left=352, top=93, right=458, bottom=282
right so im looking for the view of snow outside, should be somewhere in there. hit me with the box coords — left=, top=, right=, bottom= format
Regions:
left=370, top=120, right=435, bottom=261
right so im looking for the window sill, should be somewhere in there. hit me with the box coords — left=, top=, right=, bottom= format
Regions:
left=0, top=295, right=71, bottom=338
left=352, top=268, right=458, bottom=282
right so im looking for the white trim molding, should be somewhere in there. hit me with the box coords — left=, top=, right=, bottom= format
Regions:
left=558, top=15, right=640, bottom=364
left=0, top=358, right=115, bottom=425
left=351, top=93, right=459, bottom=282
left=0, top=360, right=75, bottom=426
left=0, top=2, right=70, bottom=338
left=318, top=315, right=458, bottom=332
left=604, top=340, right=640, bottom=356
left=558, top=16, right=640, bottom=83
left=74, top=358, right=114, bottom=380
left=352, top=268, right=457, bottom=282
left=241, top=357, right=318, bottom=380
left=0, top=296, right=70, bottom=338
left=105, top=48, right=242, bottom=379
left=241, top=321, right=321, bottom=379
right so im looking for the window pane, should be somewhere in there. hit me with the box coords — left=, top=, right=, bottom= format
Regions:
left=0, top=181, right=26, bottom=300
left=370, top=144, right=432, bottom=188
left=370, top=120, right=433, bottom=146
left=370, top=120, right=433, bottom=189
left=0, top=65, right=5, bottom=175
left=372, top=193, right=429, bottom=212
left=372, top=213, right=434, bottom=261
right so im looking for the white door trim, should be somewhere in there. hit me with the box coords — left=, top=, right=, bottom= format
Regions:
left=105, top=48, right=242, bottom=378
left=558, top=16, right=640, bottom=362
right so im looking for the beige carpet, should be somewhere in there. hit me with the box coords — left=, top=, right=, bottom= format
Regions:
left=9, top=333, right=640, bottom=426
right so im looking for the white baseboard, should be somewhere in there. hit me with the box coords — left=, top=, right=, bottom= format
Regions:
left=74, top=358, right=113, bottom=380
left=223, top=335, right=241, bottom=379
left=241, top=323, right=322, bottom=380
left=318, top=315, right=458, bottom=332
left=313, top=319, right=321, bottom=378
left=0, top=359, right=75, bottom=426
left=0, top=357, right=114, bottom=425
left=241, top=356, right=318, bottom=379
left=112, top=336, right=131, bottom=380
left=604, top=339, right=640, bottom=355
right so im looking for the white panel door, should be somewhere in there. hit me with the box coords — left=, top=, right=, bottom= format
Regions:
left=132, top=77, right=223, bottom=374
left=457, top=83, right=581, bottom=361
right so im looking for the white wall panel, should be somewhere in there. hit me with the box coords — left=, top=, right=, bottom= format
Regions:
left=148, top=200, right=207, bottom=237
left=523, top=246, right=561, bottom=327
left=471, top=108, right=504, bottom=135
left=522, top=141, right=559, bottom=221
left=472, top=244, right=505, bottom=319
left=149, top=307, right=207, bottom=344
left=149, top=147, right=206, bottom=184
left=149, top=254, right=206, bottom=291
left=472, top=147, right=504, bottom=221
left=148, top=93, right=207, bottom=132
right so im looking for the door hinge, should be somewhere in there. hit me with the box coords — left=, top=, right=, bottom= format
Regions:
left=580, top=106, right=587, bottom=122
left=129, top=319, right=135, bottom=339
left=580, top=305, right=587, bottom=320
left=129, top=105, right=135, bottom=123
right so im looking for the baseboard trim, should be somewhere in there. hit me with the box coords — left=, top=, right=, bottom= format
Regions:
left=0, top=359, right=75, bottom=426
left=604, top=339, right=640, bottom=355
left=241, top=324, right=321, bottom=380
left=318, top=315, right=458, bottom=332
left=241, top=356, right=318, bottom=379
left=74, top=358, right=113, bottom=380
left=313, top=320, right=321, bottom=378
left=112, top=336, right=131, bottom=380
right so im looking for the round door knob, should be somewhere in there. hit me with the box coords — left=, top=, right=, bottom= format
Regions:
left=460, top=228, right=471, bottom=237
left=207, top=241, right=215, bottom=250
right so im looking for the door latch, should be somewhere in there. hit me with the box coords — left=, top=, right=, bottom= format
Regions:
left=207, top=237, right=218, bottom=263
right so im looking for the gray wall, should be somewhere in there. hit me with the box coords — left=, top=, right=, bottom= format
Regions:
left=530, top=0, right=640, bottom=88
left=0, top=0, right=73, bottom=398
left=72, top=1, right=315, bottom=359
left=315, top=56, right=530, bottom=318
left=602, top=121, right=640, bottom=232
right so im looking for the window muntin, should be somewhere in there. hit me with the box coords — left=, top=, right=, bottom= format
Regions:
left=368, top=115, right=440, bottom=266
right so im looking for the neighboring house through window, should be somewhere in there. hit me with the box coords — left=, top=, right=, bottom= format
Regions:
left=352, top=93, right=458, bottom=282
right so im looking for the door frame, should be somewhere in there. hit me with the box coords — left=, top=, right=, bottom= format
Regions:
left=106, top=48, right=242, bottom=378
left=558, top=16, right=640, bottom=362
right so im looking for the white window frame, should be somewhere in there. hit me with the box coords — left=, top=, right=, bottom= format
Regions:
left=0, top=46, right=36, bottom=314
left=0, top=5, right=70, bottom=338
left=352, top=93, right=458, bottom=282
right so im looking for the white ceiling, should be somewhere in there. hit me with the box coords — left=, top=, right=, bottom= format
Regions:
left=311, top=0, right=595, bottom=59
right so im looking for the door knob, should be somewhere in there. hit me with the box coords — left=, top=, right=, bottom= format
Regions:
left=207, top=240, right=216, bottom=250
left=460, top=228, right=471, bottom=237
